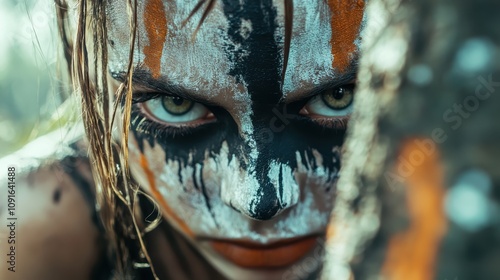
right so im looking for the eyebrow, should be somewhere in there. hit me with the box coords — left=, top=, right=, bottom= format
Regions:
left=284, top=65, right=358, bottom=103
left=110, top=70, right=217, bottom=105
left=111, top=64, right=358, bottom=105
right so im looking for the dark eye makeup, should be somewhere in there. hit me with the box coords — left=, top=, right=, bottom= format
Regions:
left=131, top=92, right=216, bottom=139
left=130, top=83, right=355, bottom=138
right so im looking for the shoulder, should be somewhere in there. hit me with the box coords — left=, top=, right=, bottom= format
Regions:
left=0, top=126, right=110, bottom=280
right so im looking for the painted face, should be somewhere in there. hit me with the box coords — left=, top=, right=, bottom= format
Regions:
left=107, top=0, right=365, bottom=278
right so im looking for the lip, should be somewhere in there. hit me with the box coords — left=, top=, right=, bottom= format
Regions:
left=207, top=235, right=319, bottom=269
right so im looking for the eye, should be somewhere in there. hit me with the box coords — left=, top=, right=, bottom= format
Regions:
left=143, top=96, right=213, bottom=124
left=162, top=96, right=194, bottom=115
left=301, top=85, right=354, bottom=117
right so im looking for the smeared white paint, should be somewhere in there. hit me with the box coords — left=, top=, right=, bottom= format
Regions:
left=312, top=149, right=324, bottom=168
left=282, top=0, right=336, bottom=95
left=230, top=84, right=263, bottom=218
left=159, top=1, right=236, bottom=93
left=295, top=150, right=336, bottom=181
left=267, top=160, right=300, bottom=209
left=275, top=190, right=330, bottom=234
left=107, top=0, right=246, bottom=100
left=240, top=18, right=252, bottom=40
left=129, top=132, right=337, bottom=243
left=217, top=147, right=262, bottom=220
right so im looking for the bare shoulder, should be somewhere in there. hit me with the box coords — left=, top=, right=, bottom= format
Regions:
left=0, top=127, right=109, bottom=280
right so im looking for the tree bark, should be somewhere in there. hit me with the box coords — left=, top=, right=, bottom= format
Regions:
left=322, top=0, right=500, bottom=279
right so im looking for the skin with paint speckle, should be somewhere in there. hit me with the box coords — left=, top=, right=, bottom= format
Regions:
left=106, top=0, right=366, bottom=279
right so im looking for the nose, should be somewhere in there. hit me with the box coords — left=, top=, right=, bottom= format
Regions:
left=221, top=164, right=299, bottom=221
left=248, top=182, right=283, bottom=220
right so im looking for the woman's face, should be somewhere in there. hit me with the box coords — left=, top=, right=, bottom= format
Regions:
left=107, top=0, right=365, bottom=278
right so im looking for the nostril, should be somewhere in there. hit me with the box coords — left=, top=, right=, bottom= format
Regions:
left=249, top=204, right=281, bottom=220
left=228, top=201, right=242, bottom=214
left=248, top=195, right=283, bottom=221
left=221, top=165, right=300, bottom=221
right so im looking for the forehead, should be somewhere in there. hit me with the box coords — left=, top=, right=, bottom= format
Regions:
left=107, top=0, right=365, bottom=99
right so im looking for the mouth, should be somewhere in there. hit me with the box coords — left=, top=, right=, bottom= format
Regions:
left=207, top=235, right=319, bottom=269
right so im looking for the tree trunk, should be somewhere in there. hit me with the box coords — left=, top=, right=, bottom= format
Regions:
left=322, top=0, right=500, bottom=279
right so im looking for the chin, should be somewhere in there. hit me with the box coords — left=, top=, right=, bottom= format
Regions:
left=195, top=235, right=326, bottom=280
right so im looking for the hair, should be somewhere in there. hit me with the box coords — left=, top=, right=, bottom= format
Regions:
left=55, top=0, right=294, bottom=278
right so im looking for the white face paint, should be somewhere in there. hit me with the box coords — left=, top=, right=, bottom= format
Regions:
left=128, top=140, right=333, bottom=240
left=107, top=0, right=366, bottom=278
left=280, top=0, right=337, bottom=95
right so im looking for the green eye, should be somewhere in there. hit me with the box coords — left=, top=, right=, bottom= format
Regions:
left=144, top=95, right=211, bottom=124
left=162, top=96, right=194, bottom=115
left=321, top=86, right=354, bottom=110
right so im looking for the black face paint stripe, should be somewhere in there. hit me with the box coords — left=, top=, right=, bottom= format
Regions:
left=221, top=0, right=345, bottom=220
left=222, top=0, right=283, bottom=103
left=278, top=164, right=284, bottom=206
left=222, top=0, right=284, bottom=220
left=198, top=163, right=220, bottom=228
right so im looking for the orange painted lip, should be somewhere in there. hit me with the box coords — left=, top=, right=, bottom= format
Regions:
left=209, top=236, right=318, bottom=269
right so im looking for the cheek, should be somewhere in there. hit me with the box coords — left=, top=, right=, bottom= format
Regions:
left=127, top=136, right=205, bottom=237
left=128, top=134, right=251, bottom=237
left=295, top=148, right=341, bottom=190
left=127, top=124, right=341, bottom=239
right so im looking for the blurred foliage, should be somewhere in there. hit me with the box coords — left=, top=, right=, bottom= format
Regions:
left=0, top=0, right=75, bottom=157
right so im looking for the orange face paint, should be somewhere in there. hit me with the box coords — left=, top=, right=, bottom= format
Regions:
left=143, top=0, right=168, bottom=78
left=381, top=139, right=447, bottom=280
left=139, top=155, right=194, bottom=237
left=326, top=0, right=365, bottom=72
